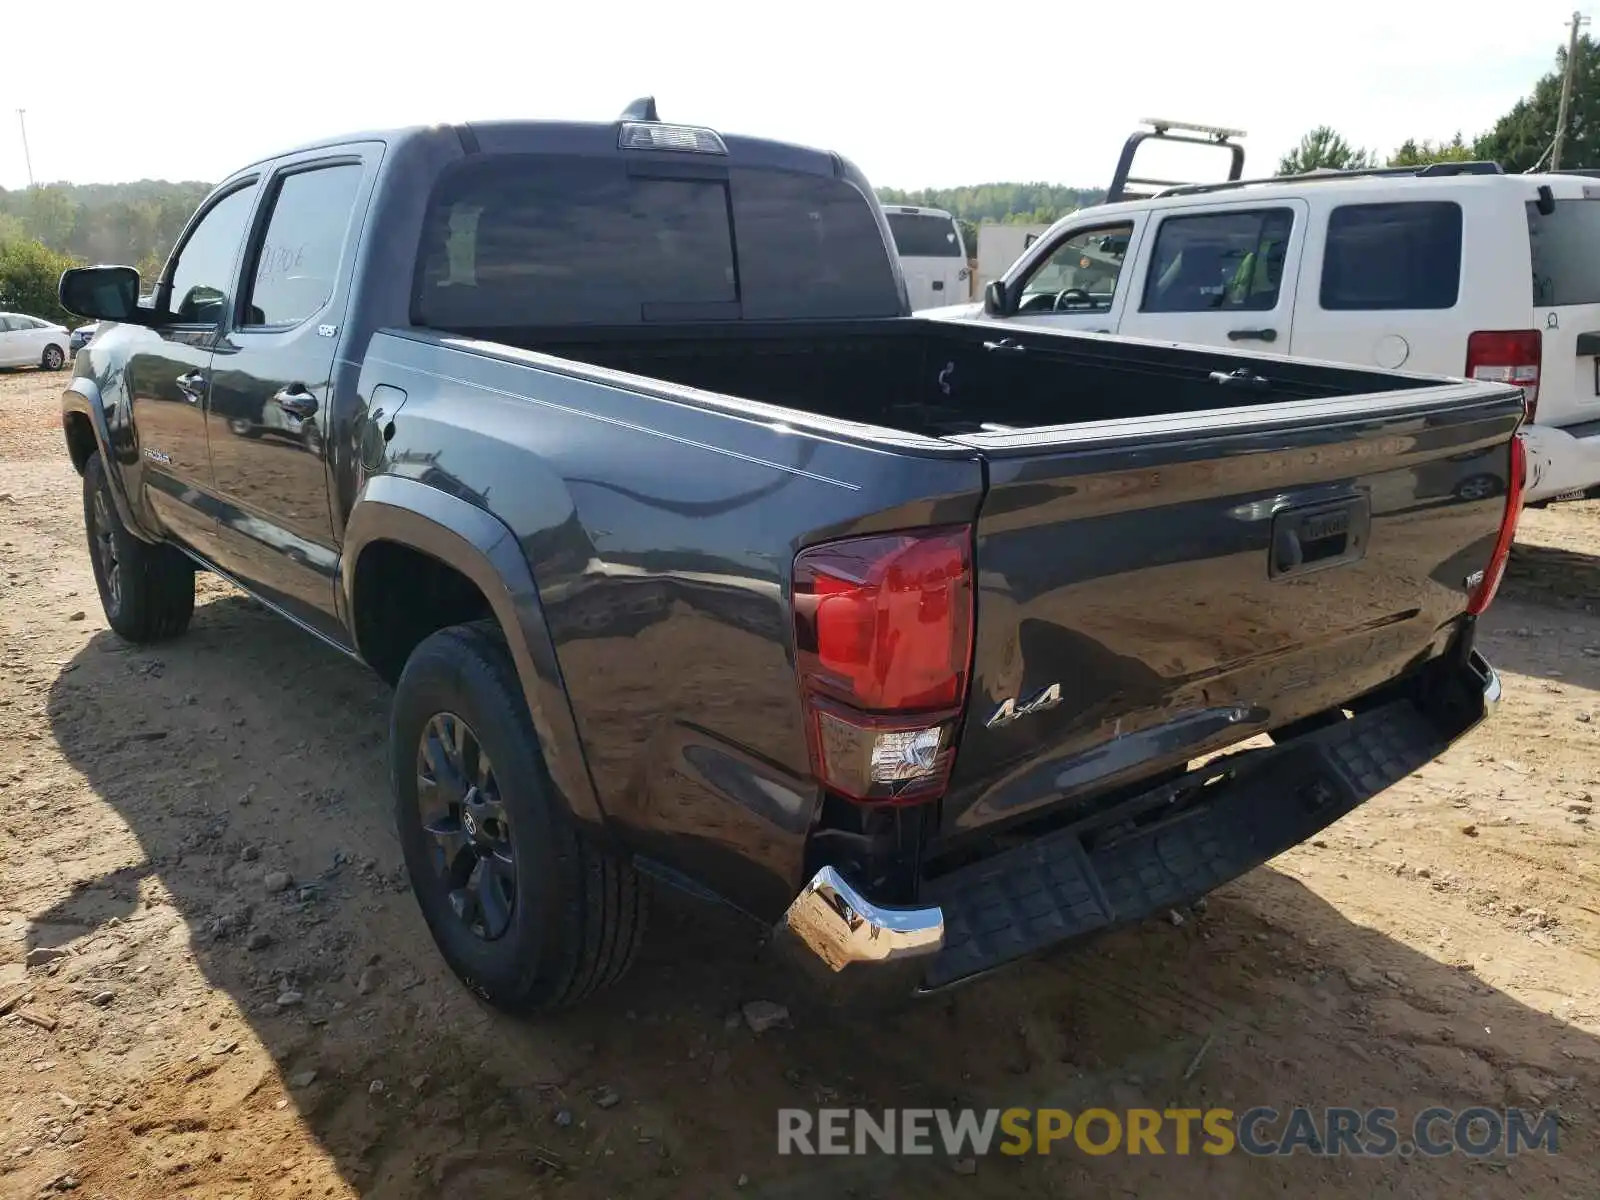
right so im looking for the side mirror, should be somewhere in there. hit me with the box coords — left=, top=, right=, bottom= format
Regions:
left=983, top=279, right=1013, bottom=317
left=58, top=266, right=156, bottom=325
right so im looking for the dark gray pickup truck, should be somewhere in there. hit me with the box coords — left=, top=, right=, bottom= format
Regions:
left=57, top=101, right=1525, bottom=1011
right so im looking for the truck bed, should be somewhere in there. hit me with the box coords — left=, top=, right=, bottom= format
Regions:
left=451, top=317, right=1446, bottom=438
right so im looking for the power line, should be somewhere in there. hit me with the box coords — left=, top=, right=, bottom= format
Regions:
left=16, top=108, right=33, bottom=187
left=1553, top=10, right=1591, bottom=171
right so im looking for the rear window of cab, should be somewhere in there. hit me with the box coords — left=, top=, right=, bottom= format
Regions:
left=411, top=153, right=903, bottom=327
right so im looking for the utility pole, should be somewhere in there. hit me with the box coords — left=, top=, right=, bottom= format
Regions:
left=16, top=108, right=33, bottom=187
left=1553, top=10, right=1591, bottom=171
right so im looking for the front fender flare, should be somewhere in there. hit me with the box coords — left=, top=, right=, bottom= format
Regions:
left=339, top=474, right=606, bottom=830
left=61, top=377, right=154, bottom=542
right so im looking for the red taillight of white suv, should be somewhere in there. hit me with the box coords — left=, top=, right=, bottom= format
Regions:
left=792, top=528, right=975, bottom=804
left=1466, top=330, right=1541, bottom=422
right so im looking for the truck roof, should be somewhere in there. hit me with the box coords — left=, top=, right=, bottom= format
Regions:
left=239, top=119, right=849, bottom=183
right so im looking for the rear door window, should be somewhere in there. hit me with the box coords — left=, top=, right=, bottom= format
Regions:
left=886, top=212, right=962, bottom=258
left=1320, top=201, right=1462, bottom=311
left=1528, top=198, right=1600, bottom=306
left=241, top=163, right=364, bottom=327
left=1140, top=208, right=1294, bottom=313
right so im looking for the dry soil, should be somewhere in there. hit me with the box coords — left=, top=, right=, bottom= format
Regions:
left=2, top=367, right=1598, bottom=1198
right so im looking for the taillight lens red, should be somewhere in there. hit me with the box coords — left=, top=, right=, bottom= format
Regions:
left=1466, top=433, right=1526, bottom=616
left=1466, top=330, right=1541, bottom=422
left=793, top=527, right=974, bottom=803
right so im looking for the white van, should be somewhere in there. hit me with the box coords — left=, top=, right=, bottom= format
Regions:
left=930, top=163, right=1600, bottom=504
left=884, top=206, right=969, bottom=311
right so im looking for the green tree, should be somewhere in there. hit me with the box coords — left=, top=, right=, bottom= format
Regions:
left=21, top=186, right=77, bottom=248
left=0, top=179, right=211, bottom=270
left=875, top=182, right=1103, bottom=227
left=1277, top=127, right=1377, bottom=174
left=1388, top=132, right=1477, bottom=167
left=0, top=238, right=79, bottom=325
left=1476, top=33, right=1600, bottom=170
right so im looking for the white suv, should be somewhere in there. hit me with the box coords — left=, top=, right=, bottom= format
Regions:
left=930, top=163, right=1600, bottom=504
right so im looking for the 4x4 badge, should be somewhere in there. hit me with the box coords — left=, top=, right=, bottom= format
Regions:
left=986, top=683, right=1063, bottom=729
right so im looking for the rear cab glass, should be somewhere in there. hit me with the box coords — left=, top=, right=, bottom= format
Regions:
left=413, top=154, right=902, bottom=327
left=886, top=211, right=963, bottom=258
left=1320, top=202, right=1462, bottom=310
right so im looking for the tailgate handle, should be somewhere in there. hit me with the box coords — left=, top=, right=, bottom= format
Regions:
left=1576, top=332, right=1600, bottom=356
left=1227, top=327, right=1277, bottom=342
left=1270, top=497, right=1370, bottom=579
left=983, top=338, right=1027, bottom=355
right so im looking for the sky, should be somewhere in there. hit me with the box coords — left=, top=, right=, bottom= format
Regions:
left=0, top=1, right=1586, bottom=193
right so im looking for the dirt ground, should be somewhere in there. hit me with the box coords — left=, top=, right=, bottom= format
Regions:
left=2, top=366, right=1598, bottom=1199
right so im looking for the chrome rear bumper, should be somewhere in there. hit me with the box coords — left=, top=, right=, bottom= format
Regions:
left=1472, top=649, right=1502, bottom=712
left=775, top=651, right=1503, bottom=999
left=771, top=866, right=944, bottom=1001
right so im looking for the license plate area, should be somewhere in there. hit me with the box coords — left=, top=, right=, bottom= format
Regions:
left=1576, top=333, right=1600, bottom=397
left=1269, top=495, right=1371, bottom=580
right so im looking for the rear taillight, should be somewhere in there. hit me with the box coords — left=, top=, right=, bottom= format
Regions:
left=1466, top=433, right=1527, bottom=616
left=1466, top=330, right=1541, bottom=422
left=792, top=527, right=974, bottom=804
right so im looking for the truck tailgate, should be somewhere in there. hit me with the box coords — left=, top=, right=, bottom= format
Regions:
left=936, top=383, right=1525, bottom=841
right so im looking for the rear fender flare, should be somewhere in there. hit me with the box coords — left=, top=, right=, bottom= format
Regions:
left=339, top=474, right=606, bottom=830
left=60, top=377, right=155, bottom=542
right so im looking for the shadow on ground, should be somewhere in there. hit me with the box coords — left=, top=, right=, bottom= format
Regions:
left=34, top=592, right=1599, bottom=1198
left=1502, top=542, right=1600, bottom=617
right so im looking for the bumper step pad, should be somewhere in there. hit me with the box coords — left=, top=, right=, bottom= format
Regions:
left=922, top=698, right=1448, bottom=989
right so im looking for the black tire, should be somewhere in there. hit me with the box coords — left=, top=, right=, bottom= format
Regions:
left=82, top=454, right=195, bottom=642
left=390, top=620, right=648, bottom=1013
left=42, top=344, right=65, bottom=371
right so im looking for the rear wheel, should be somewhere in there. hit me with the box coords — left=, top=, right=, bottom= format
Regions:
left=41, top=344, right=65, bottom=371
left=390, top=620, right=648, bottom=1012
left=82, top=454, right=195, bottom=642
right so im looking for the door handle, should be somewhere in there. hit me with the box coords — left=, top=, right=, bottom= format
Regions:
left=273, top=386, right=319, bottom=419
left=1227, top=327, right=1277, bottom=343
left=175, top=371, right=206, bottom=402
left=982, top=338, right=1027, bottom=354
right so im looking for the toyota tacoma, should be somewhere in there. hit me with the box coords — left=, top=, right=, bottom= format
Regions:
left=57, top=100, right=1524, bottom=1010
